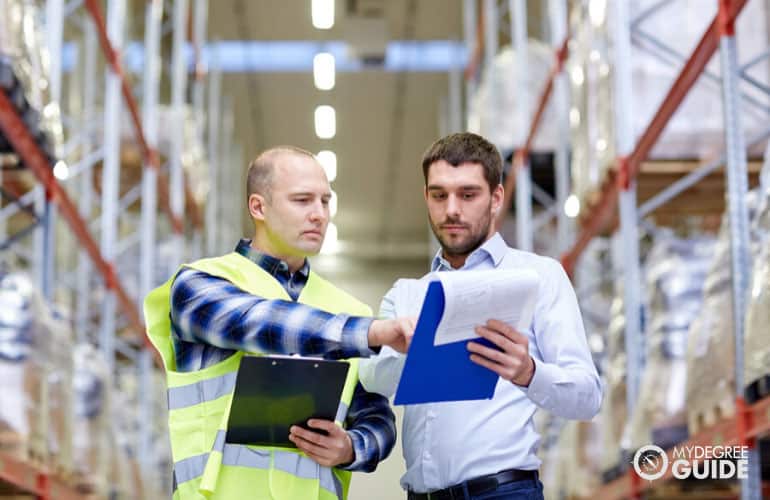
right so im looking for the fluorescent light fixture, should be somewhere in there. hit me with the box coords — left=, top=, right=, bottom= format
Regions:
left=569, top=108, right=580, bottom=127
left=589, top=0, right=606, bottom=27
left=312, top=0, right=334, bottom=30
left=315, top=105, right=336, bottom=139
left=596, top=138, right=608, bottom=152
left=564, top=194, right=580, bottom=218
left=329, top=190, right=338, bottom=218
left=313, top=52, right=335, bottom=90
left=53, top=160, right=69, bottom=180
left=571, top=66, right=584, bottom=86
left=317, top=150, right=337, bottom=181
left=321, top=222, right=340, bottom=254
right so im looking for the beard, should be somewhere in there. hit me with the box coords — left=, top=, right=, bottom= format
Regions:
left=429, top=208, right=492, bottom=259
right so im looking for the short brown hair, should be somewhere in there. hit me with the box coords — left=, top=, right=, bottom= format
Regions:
left=421, top=132, right=502, bottom=192
left=246, top=146, right=315, bottom=200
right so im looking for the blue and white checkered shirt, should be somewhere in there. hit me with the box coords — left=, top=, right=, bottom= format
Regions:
left=169, top=239, right=395, bottom=472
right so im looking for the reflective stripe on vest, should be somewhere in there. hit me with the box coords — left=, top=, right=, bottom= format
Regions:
left=173, top=429, right=342, bottom=498
left=334, top=401, right=349, bottom=424
left=167, top=371, right=237, bottom=409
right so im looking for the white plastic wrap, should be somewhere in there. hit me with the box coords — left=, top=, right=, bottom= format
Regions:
left=686, top=191, right=763, bottom=432
left=468, top=40, right=559, bottom=153
left=0, top=0, right=63, bottom=161
left=71, top=343, right=111, bottom=496
left=626, top=230, right=714, bottom=451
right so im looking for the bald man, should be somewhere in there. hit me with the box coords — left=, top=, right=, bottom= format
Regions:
left=146, top=146, right=414, bottom=499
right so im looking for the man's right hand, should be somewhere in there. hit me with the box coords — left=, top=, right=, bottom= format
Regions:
left=368, top=317, right=417, bottom=354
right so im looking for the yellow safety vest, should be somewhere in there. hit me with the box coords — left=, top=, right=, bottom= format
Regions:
left=143, top=252, right=372, bottom=500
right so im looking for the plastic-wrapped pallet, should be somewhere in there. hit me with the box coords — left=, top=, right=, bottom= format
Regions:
left=0, top=272, right=47, bottom=462
left=745, top=156, right=770, bottom=403
left=600, top=295, right=628, bottom=477
left=686, top=192, right=763, bottom=433
left=567, top=0, right=616, bottom=203
left=0, top=0, right=63, bottom=163
left=467, top=41, right=559, bottom=153
left=40, top=307, right=74, bottom=477
left=71, top=343, right=111, bottom=497
left=626, top=230, right=714, bottom=451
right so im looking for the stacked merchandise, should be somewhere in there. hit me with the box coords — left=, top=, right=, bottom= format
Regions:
left=41, top=307, right=74, bottom=477
left=566, top=0, right=615, bottom=203
left=0, top=0, right=63, bottom=166
left=686, top=191, right=764, bottom=433
left=745, top=157, right=770, bottom=403
left=626, top=230, right=714, bottom=451
left=565, top=0, right=769, bottom=204
left=0, top=272, right=47, bottom=463
left=0, top=272, right=74, bottom=478
left=71, top=343, right=111, bottom=496
left=536, top=416, right=567, bottom=500
left=467, top=41, right=560, bottom=154
left=599, top=294, right=629, bottom=480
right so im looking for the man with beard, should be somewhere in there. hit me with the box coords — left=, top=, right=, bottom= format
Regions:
left=359, top=132, right=602, bottom=500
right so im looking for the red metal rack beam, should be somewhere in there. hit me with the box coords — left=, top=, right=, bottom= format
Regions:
left=499, top=37, right=569, bottom=223
left=559, top=0, right=747, bottom=276
left=0, top=451, right=83, bottom=500
left=83, top=0, right=199, bottom=234
left=593, top=394, right=770, bottom=499
left=0, top=89, right=145, bottom=340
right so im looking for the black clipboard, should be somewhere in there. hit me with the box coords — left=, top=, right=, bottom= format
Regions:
left=225, top=356, right=351, bottom=448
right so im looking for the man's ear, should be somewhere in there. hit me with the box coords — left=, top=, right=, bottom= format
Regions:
left=248, top=193, right=267, bottom=221
left=491, top=183, right=504, bottom=214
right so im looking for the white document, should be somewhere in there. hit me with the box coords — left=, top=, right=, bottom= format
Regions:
left=430, top=269, right=540, bottom=346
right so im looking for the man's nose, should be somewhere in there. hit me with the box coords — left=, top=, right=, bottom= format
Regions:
left=309, top=200, right=328, bottom=223
left=446, top=194, right=461, bottom=218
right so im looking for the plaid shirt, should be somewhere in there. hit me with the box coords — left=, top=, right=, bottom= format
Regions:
left=168, top=239, right=395, bottom=472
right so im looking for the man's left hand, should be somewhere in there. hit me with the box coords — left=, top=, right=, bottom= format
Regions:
left=289, top=419, right=354, bottom=467
left=467, top=319, right=535, bottom=387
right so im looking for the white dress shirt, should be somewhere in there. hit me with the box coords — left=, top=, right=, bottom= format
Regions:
left=358, top=233, right=602, bottom=493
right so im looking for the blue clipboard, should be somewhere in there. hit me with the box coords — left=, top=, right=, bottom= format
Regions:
left=394, top=281, right=500, bottom=405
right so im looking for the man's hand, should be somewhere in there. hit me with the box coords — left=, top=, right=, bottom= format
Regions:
left=289, top=420, right=354, bottom=468
left=367, top=317, right=417, bottom=353
left=467, top=319, right=535, bottom=387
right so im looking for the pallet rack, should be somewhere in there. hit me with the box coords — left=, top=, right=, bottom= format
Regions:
left=463, top=1, right=770, bottom=499
left=0, top=0, right=241, bottom=497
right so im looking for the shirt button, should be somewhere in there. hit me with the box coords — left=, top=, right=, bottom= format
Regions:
left=424, top=451, right=431, bottom=460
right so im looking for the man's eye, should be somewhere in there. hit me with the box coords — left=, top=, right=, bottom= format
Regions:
left=462, top=193, right=476, bottom=200
left=431, top=193, right=446, bottom=200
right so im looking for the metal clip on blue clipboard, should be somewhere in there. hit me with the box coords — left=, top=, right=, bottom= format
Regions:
left=394, top=280, right=500, bottom=405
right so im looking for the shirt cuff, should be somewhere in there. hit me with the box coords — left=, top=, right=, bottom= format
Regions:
left=520, top=357, right=555, bottom=409
left=341, top=315, right=376, bottom=357
left=339, top=429, right=368, bottom=471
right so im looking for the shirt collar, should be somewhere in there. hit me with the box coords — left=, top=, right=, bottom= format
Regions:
left=234, top=239, right=310, bottom=278
left=430, top=232, right=507, bottom=271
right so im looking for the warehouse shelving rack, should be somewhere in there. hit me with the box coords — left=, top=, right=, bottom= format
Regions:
left=464, top=1, right=770, bottom=499
left=0, top=0, right=242, bottom=497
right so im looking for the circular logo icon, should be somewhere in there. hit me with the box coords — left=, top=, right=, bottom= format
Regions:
left=633, top=445, right=668, bottom=481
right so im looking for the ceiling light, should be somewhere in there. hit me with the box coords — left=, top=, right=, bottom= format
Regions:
left=315, top=105, right=336, bottom=139
left=313, top=52, right=335, bottom=90
left=589, top=0, right=606, bottom=27
left=329, top=190, right=338, bottom=218
left=565, top=194, right=580, bottom=218
left=321, top=222, right=340, bottom=254
left=569, top=108, right=580, bottom=127
left=312, top=0, right=334, bottom=30
left=53, top=160, right=69, bottom=180
left=571, top=66, right=585, bottom=86
left=317, top=150, right=337, bottom=181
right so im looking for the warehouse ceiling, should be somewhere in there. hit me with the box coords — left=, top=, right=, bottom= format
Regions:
left=207, top=0, right=464, bottom=260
